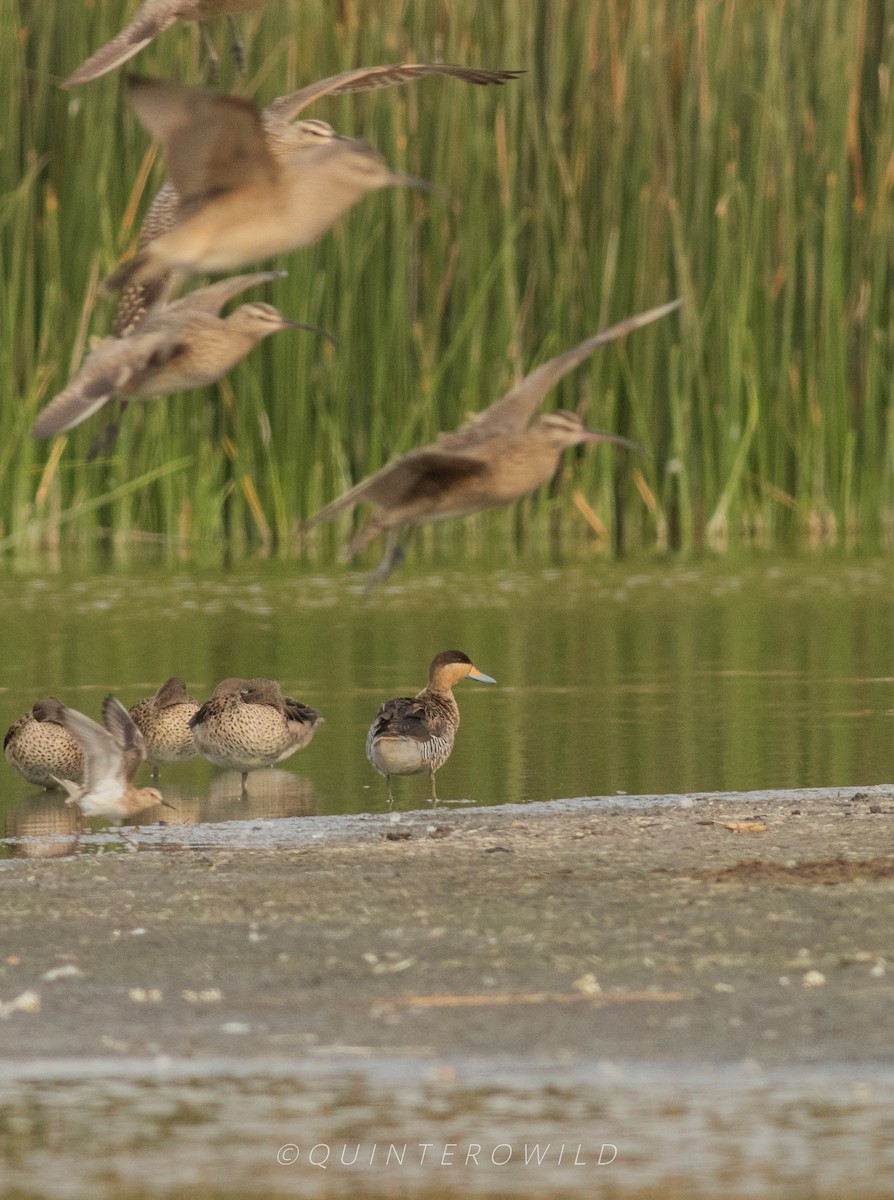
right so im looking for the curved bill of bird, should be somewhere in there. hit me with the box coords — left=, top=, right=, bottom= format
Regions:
left=390, top=171, right=448, bottom=199
left=280, top=317, right=338, bottom=345
left=467, top=667, right=497, bottom=683
left=583, top=429, right=643, bottom=454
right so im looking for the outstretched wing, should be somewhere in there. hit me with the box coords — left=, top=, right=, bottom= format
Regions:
left=31, top=328, right=174, bottom=438
left=169, top=271, right=286, bottom=317
left=443, top=299, right=684, bottom=450
left=305, top=448, right=488, bottom=527
left=62, top=0, right=182, bottom=88
left=101, top=695, right=146, bottom=782
left=265, top=63, right=524, bottom=124
left=59, top=706, right=121, bottom=792
left=125, top=75, right=278, bottom=208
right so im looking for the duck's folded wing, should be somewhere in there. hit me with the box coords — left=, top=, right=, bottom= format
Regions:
left=370, top=697, right=430, bottom=741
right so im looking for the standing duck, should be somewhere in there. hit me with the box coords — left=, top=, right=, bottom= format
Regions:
left=129, top=677, right=200, bottom=778
left=189, top=677, right=324, bottom=795
left=4, top=698, right=84, bottom=789
left=366, top=651, right=495, bottom=806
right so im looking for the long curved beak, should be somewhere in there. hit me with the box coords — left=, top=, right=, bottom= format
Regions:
left=468, top=666, right=497, bottom=684
left=279, top=318, right=338, bottom=346
left=582, top=430, right=644, bottom=454
left=389, top=172, right=451, bottom=202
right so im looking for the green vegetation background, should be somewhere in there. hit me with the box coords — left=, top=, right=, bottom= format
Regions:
left=3, top=0, right=893, bottom=568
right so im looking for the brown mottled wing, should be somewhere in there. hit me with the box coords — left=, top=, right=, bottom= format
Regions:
left=305, top=449, right=488, bottom=526
left=101, top=695, right=146, bottom=782
left=265, top=63, right=524, bottom=123
left=188, top=697, right=221, bottom=729
left=31, top=328, right=174, bottom=438
left=169, top=271, right=286, bottom=317
left=442, top=299, right=684, bottom=450
left=125, top=75, right=278, bottom=207
left=62, top=0, right=181, bottom=88
left=282, top=697, right=323, bottom=726
left=370, top=697, right=430, bottom=741
left=113, top=181, right=184, bottom=336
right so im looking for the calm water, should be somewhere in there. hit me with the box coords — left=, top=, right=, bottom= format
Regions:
left=3, top=558, right=894, bottom=841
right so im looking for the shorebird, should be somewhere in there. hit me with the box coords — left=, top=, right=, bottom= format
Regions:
left=31, top=272, right=326, bottom=439
left=305, top=298, right=683, bottom=582
left=366, top=651, right=495, bottom=807
left=129, top=677, right=200, bottom=778
left=62, top=0, right=270, bottom=88
left=103, top=75, right=436, bottom=296
left=52, top=695, right=165, bottom=821
left=189, top=677, right=324, bottom=796
left=113, top=62, right=522, bottom=334
left=4, top=698, right=85, bottom=789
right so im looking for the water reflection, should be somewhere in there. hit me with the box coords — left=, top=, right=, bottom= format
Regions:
left=2, top=561, right=894, bottom=831
left=0, top=1059, right=891, bottom=1199
left=2, top=772, right=322, bottom=858
left=203, top=770, right=320, bottom=819
left=3, top=794, right=81, bottom=858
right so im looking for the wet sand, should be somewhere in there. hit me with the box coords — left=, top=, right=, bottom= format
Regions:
left=1, top=786, right=893, bottom=1197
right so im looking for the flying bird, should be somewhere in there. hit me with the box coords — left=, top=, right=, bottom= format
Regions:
left=32, top=272, right=327, bottom=439
left=52, top=695, right=165, bottom=821
left=62, top=0, right=270, bottom=88
left=113, top=62, right=523, bottom=334
left=103, top=75, right=435, bottom=296
left=305, top=298, right=683, bottom=582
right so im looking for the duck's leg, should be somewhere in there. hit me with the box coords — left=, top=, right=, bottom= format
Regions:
left=429, top=768, right=439, bottom=805
left=240, top=770, right=249, bottom=799
left=151, top=764, right=160, bottom=784
left=385, top=775, right=395, bottom=808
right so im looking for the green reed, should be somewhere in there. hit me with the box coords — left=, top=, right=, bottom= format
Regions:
left=2, top=0, right=893, bottom=568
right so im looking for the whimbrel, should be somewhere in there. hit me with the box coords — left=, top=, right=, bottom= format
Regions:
left=189, top=677, right=324, bottom=796
left=52, top=695, right=165, bottom=820
left=103, top=75, right=434, bottom=296
left=305, top=298, right=684, bottom=583
left=62, top=0, right=270, bottom=88
left=32, top=271, right=326, bottom=438
left=113, top=62, right=522, bottom=334
left=4, top=698, right=85, bottom=789
left=366, top=651, right=496, bottom=807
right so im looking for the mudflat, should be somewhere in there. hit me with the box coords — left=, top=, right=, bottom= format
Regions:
left=1, top=787, right=892, bottom=1198
left=2, top=786, right=893, bottom=1059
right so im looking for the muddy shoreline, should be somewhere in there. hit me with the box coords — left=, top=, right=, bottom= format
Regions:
left=1, top=786, right=893, bottom=1196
